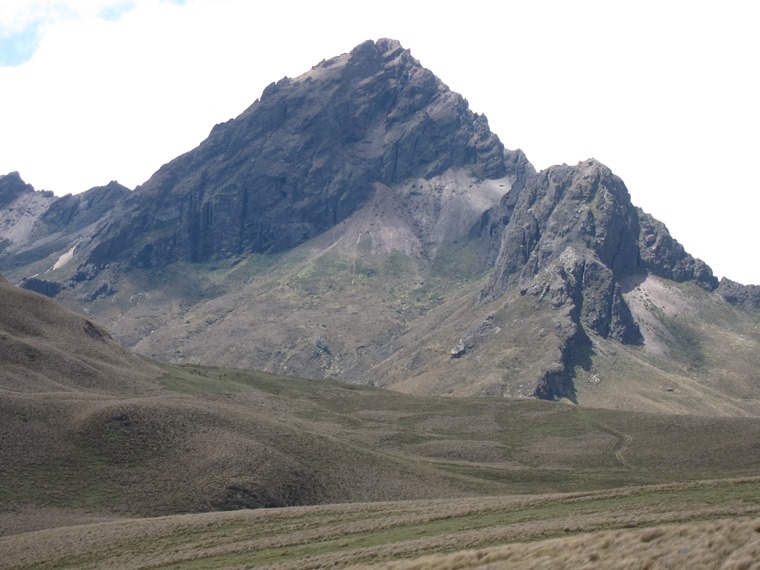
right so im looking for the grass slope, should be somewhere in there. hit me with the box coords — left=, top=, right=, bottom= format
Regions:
left=4, top=272, right=760, bottom=568
left=0, top=275, right=160, bottom=394
left=3, top=478, right=760, bottom=569
left=4, top=362, right=760, bottom=527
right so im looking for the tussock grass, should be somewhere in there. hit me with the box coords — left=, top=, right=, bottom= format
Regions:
left=359, top=516, right=760, bottom=570
left=3, top=478, right=760, bottom=569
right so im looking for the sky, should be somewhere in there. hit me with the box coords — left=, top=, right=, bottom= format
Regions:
left=1, top=0, right=758, bottom=284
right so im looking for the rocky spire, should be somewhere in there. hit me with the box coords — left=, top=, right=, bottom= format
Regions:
left=479, top=158, right=718, bottom=400
left=85, top=39, right=519, bottom=268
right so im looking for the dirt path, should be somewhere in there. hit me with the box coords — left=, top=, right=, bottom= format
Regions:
left=597, top=423, right=633, bottom=468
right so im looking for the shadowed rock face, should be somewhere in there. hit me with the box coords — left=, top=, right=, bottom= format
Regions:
left=0, top=172, right=36, bottom=209
left=487, top=160, right=642, bottom=295
left=479, top=159, right=718, bottom=400
left=0, top=175, right=130, bottom=278
left=718, top=278, right=760, bottom=310
left=41, top=181, right=131, bottom=236
left=637, top=209, right=718, bottom=290
left=85, top=39, right=518, bottom=268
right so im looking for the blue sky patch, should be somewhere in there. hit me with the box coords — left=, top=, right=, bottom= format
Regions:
left=98, top=1, right=137, bottom=22
left=0, top=21, right=42, bottom=67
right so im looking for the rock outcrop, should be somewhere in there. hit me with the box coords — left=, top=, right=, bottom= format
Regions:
left=0, top=176, right=130, bottom=279
left=637, top=209, right=718, bottom=290
left=479, top=159, right=718, bottom=400
left=718, top=278, right=760, bottom=310
left=0, top=172, right=38, bottom=209
left=83, top=39, right=525, bottom=269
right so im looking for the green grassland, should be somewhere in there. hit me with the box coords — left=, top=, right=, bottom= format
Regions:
left=4, top=363, right=760, bottom=568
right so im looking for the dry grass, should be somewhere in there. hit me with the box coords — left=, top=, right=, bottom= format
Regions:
left=358, top=517, right=760, bottom=570
left=4, top=272, right=760, bottom=568
left=5, top=356, right=760, bottom=522
left=3, top=478, right=760, bottom=569
left=37, top=235, right=760, bottom=418
left=0, top=276, right=161, bottom=395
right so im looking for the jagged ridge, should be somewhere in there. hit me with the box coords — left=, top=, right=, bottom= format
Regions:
left=479, top=159, right=719, bottom=399
left=83, top=38, right=520, bottom=269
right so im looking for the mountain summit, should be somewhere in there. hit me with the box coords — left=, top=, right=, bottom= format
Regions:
left=1, top=39, right=758, bottom=414
left=81, top=38, right=527, bottom=269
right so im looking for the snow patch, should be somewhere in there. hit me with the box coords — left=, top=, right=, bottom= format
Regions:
left=53, top=245, right=77, bottom=270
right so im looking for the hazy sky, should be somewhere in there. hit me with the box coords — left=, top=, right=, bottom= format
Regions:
left=1, top=0, right=758, bottom=283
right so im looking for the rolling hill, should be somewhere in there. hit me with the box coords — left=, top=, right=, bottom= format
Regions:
left=2, top=272, right=760, bottom=567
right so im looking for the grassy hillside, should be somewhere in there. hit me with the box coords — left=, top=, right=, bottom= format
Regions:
left=48, top=234, right=760, bottom=416
left=3, top=478, right=760, bottom=569
left=4, top=272, right=760, bottom=568
left=0, top=274, right=161, bottom=394
left=5, top=362, right=760, bottom=526
left=573, top=276, right=760, bottom=415
left=4, top=350, right=760, bottom=570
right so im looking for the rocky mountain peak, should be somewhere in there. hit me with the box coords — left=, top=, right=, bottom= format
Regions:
left=83, top=38, right=515, bottom=269
left=2, top=40, right=748, bottom=411
left=485, top=158, right=717, bottom=311
left=0, top=172, right=37, bottom=209
left=487, top=158, right=641, bottom=292
left=717, top=278, right=760, bottom=310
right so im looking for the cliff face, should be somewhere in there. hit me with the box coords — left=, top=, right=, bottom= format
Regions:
left=0, top=173, right=129, bottom=271
left=84, top=39, right=522, bottom=268
left=718, top=278, right=760, bottom=310
left=0, top=172, right=37, bottom=209
left=478, top=159, right=718, bottom=399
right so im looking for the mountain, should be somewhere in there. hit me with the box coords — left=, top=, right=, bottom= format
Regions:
left=1, top=39, right=759, bottom=414
left=8, top=38, right=526, bottom=275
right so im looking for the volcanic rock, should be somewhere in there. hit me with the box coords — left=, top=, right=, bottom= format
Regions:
left=718, top=278, right=760, bottom=310
left=0, top=172, right=37, bottom=209
left=84, top=39, right=524, bottom=270
left=478, top=159, right=720, bottom=399
left=0, top=176, right=131, bottom=282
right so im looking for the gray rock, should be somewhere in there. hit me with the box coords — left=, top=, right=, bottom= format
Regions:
left=637, top=209, right=718, bottom=290
left=83, top=39, right=516, bottom=270
left=0, top=172, right=36, bottom=208
left=717, top=277, right=760, bottom=310
left=477, top=158, right=721, bottom=400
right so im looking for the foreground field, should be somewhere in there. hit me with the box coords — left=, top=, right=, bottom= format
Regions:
left=3, top=477, right=760, bottom=569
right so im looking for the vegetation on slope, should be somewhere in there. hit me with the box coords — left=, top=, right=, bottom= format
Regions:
left=3, top=478, right=760, bottom=569
left=4, top=363, right=760, bottom=525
